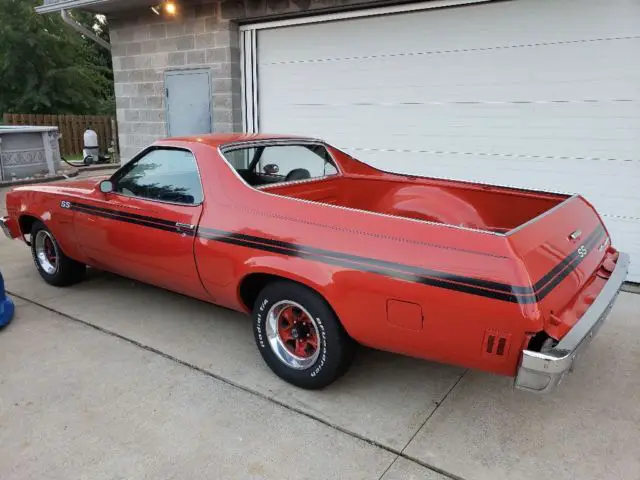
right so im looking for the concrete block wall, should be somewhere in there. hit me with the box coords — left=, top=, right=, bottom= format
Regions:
left=107, top=0, right=392, bottom=162
left=108, top=2, right=242, bottom=162
left=223, top=0, right=406, bottom=18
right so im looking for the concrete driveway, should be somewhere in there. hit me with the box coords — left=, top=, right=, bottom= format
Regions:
left=1, top=177, right=639, bottom=479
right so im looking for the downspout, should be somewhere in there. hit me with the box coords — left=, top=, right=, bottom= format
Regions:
left=60, top=9, right=111, bottom=51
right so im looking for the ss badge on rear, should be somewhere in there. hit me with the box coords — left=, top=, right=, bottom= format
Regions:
left=577, top=245, right=588, bottom=258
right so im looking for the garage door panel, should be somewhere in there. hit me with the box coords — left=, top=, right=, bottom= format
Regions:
left=263, top=107, right=639, bottom=162
left=260, top=70, right=637, bottom=102
left=266, top=104, right=639, bottom=129
left=258, top=0, right=640, bottom=65
left=262, top=102, right=639, bottom=154
left=338, top=150, right=637, bottom=193
left=260, top=43, right=639, bottom=105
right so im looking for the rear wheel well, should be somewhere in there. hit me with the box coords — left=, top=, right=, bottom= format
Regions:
left=239, top=273, right=291, bottom=312
left=239, top=272, right=356, bottom=347
left=238, top=273, right=339, bottom=320
left=18, top=215, right=39, bottom=239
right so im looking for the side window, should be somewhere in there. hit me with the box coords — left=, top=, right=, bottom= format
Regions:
left=223, top=144, right=338, bottom=187
left=257, top=145, right=337, bottom=179
left=225, top=148, right=258, bottom=170
left=113, top=148, right=203, bottom=205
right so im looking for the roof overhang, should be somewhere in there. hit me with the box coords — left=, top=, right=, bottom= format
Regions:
left=36, top=0, right=157, bottom=14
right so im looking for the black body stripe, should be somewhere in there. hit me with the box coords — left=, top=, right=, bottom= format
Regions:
left=199, top=227, right=604, bottom=304
left=70, top=202, right=194, bottom=236
left=200, top=232, right=525, bottom=303
left=71, top=202, right=177, bottom=227
left=531, top=225, right=603, bottom=291
left=198, top=226, right=604, bottom=301
left=69, top=202, right=605, bottom=304
left=535, top=226, right=604, bottom=300
left=198, top=227, right=533, bottom=296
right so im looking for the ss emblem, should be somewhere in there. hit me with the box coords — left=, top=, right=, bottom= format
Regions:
left=60, top=200, right=71, bottom=209
left=577, top=245, right=588, bottom=258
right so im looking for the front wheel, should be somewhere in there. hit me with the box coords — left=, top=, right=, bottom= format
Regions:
left=30, top=221, right=86, bottom=286
left=253, top=281, right=355, bottom=389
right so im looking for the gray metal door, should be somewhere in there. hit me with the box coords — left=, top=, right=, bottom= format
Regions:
left=165, top=69, right=212, bottom=137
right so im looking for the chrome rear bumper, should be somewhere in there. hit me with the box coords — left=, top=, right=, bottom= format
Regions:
left=0, top=217, right=12, bottom=239
left=515, top=252, right=630, bottom=393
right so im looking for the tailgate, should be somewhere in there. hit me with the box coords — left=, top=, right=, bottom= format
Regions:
left=507, top=195, right=611, bottom=337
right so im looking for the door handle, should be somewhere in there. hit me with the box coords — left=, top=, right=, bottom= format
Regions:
left=176, top=222, right=195, bottom=231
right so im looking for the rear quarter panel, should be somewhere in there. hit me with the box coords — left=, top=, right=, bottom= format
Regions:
left=193, top=146, right=543, bottom=376
left=506, top=195, right=612, bottom=339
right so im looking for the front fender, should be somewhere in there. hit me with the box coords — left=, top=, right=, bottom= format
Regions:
left=13, top=191, right=83, bottom=262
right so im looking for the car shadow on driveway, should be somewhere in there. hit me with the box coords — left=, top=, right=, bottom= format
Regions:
left=6, top=262, right=465, bottom=453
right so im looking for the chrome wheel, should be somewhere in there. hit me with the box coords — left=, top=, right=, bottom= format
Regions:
left=265, top=300, right=321, bottom=370
left=34, top=230, right=59, bottom=275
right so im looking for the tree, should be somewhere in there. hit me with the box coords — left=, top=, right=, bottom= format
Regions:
left=73, top=11, right=115, bottom=114
left=0, top=0, right=115, bottom=115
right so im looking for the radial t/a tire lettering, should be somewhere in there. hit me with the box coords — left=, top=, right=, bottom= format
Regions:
left=253, top=280, right=355, bottom=389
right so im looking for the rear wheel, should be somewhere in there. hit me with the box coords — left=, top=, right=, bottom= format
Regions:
left=253, top=281, right=355, bottom=389
left=30, top=221, right=85, bottom=286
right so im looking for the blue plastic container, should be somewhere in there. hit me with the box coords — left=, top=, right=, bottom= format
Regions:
left=0, top=271, right=15, bottom=329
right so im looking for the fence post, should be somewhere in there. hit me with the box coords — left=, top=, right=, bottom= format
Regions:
left=73, top=115, right=80, bottom=156
left=60, top=115, right=67, bottom=156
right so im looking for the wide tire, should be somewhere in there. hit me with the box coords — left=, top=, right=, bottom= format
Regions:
left=253, top=281, right=355, bottom=389
left=30, top=221, right=85, bottom=286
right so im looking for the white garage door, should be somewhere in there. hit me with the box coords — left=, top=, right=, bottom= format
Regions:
left=244, top=0, right=640, bottom=282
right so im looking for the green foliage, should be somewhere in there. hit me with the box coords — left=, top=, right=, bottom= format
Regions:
left=0, top=0, right=115, bottom=115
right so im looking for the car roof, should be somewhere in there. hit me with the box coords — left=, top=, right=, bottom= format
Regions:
left=156, top=133, right=320, bottom=148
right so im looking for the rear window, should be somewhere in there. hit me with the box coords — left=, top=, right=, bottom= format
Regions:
left=223, top=144, right=338, bottom=188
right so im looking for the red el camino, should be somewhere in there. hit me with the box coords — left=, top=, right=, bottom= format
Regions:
left=0, top=134, right=629, bottom=393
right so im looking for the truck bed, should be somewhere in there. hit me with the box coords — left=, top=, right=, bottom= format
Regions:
left=261, top=175, right=567, bottom=233
left=262, top=173, right=613, bottom=341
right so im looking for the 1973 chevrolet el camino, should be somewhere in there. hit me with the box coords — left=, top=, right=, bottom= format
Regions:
left=1, top=134, right=630, bottom=393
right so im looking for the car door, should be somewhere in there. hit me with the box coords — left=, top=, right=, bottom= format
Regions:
left=73, top=147, right=209, bottom=299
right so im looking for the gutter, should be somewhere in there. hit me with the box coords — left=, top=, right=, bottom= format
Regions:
left=35, top=0, right=112, bottom=14
left=60, top=9, right=111, bottom=51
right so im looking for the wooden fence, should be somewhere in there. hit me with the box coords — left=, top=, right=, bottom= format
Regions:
left=2, top=113, right=118, bottom=158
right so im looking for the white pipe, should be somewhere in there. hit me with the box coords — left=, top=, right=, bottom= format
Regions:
left=60, top=9, right=111, bottom=51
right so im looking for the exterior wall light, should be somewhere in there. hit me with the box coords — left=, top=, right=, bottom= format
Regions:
left=151, top=2, right=177, bottom=16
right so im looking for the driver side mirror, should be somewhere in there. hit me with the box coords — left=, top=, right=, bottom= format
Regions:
left=99, top=180, right=113, bottom=194
left=263, top=164, right=279, bottom=175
